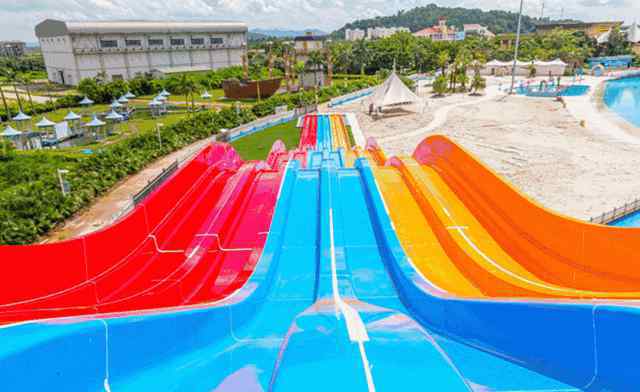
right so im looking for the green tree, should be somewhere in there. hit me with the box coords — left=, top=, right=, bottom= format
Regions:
left=432, top=74, right=448, bottom=96
left=175, top=74, right=198, bottom=112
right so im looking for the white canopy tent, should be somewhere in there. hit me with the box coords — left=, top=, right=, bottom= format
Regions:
left=365, top=72, right=423, bottom=114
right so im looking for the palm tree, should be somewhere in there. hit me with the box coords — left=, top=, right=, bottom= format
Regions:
left=175, top=74, right=198, bottom=112
left=325, top=49, right=334, bottom=86
left=19, top=75, right=35, bottom=114
left=306, top=51, right=325, bottom=87
left=1, top=69, right=23, bottom=112
left=352, top=39, right=370, bottom=75
left=437, top=50, right=449, bottom=77
left=0, top=80, right=10, bottom=120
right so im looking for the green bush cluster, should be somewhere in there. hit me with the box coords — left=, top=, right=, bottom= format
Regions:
left=0, top=107, right=256, bottom=245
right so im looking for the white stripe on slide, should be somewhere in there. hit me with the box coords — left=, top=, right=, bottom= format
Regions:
left=329, top=209, right=376, bottom=392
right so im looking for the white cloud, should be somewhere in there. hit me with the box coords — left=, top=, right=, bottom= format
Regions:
left=0, top=0, right=639, bottom=42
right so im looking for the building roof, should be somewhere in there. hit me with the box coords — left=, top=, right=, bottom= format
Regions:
left=35, top=19, right=248, bottom=38
left=463, top=24, right=484, bottom=30
left=536, top=21, right=623, bottom=30
left=414, top=27, right=441, bottom=36
left=294, top=35, right=325, bottom=42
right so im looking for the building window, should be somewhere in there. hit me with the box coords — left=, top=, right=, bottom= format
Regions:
left=100, top=40, right=118, bottom=48
left=170, top=38, right=185, bottom=46
left=191, top=38, right=204, bottom=45
left=210, top=37, right=224, bottom=45
left=148, top=38, right=164, bottom=46
left=126, top=39, right=142, bottom=47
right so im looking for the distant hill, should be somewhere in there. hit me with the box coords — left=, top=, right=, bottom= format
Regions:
left=250, top=28, right=327, bottom=39
left=333, top=3, right=581, bottom=38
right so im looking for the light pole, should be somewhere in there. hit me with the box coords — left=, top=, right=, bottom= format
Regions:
left=156, top=123, right=164, bottom=149
left=57, top=169, right=70, bottom=196
left=510, top=0, right=525, bottom=94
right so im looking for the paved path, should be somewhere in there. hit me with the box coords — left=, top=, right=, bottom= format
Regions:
left=42, top=136, right=216, bottom=243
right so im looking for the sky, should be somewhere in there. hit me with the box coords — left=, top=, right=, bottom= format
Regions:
left=0, top=0, right=638, bottom=42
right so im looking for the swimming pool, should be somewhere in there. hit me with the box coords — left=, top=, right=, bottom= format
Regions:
left=609, top=210, right=640, bottom=227
left=603, top=76, right=640, bottom=127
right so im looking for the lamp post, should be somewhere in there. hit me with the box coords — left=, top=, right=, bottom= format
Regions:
left=57, top=169, right=70, bottom=196
left=510, top=0, right=525, bottom=94
left=156, top=123, right=164, bottom=149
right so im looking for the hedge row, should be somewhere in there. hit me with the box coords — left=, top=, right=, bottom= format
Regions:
left=0, top=78, right=378, bottom=245
left=0, top=107, right=256, bottom=245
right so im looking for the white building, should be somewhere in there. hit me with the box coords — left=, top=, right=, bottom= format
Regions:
left=366, top=27, right=410, bottom=40
left=35, top=19, right=248, bottom=86
left=345, top=28, right=366, bottom=41
left=463, top=24, right=495, bottom=38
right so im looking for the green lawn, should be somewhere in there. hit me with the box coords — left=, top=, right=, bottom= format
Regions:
left=231, top=119, right=300, bottom=161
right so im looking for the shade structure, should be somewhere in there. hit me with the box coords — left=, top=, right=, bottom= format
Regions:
left=36, top=117, right=56, bottom=128
left=366, top=72, right=421, bottom=109
left=85, top=115, right=106, bottom=127
left=118, top=95, right=129, bottom=104
left=160, top=89, right=170, bottom=97
left=12, top=111, right=31, bottom=121
left=105, top=110, right=124, bottom=121
left=155, top=94, right=167, bottom=102
left=149, top=99, right=162, bottom=107
left=64, top=111, right=81, bottom=121
left=1, top=125, right=21, bottom=137
left=111, top=100, right=123, bottom=109
left=124, top=91, right=136, bottom=99
left=79, top=96, right=94, bottom=106
left=201, top=90, right=212, bottom=99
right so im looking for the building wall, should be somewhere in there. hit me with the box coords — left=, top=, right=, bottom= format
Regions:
left=39, top=30, right=247, bottom=86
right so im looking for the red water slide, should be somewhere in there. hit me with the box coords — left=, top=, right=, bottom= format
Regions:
left=298, top=115, right=318, bottom=150
left=0, top=141, right=300, bottom=325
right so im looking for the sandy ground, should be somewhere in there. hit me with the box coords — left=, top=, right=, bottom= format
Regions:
left=330, top=76, right=640, bottom=220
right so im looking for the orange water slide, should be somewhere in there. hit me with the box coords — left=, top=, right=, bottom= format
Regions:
left=368, top=135, right=640, bottom=299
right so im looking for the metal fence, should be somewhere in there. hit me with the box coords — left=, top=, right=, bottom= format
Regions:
left=589, top=198, right=640, bottom=225
left=328, top=87, right=375, bottom=108
left=132, top=160, right=179, bottom=205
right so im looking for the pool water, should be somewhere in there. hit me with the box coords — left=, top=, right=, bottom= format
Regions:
left=560, top=85, right=590, bottom=96
left=609, top=211, right=640, bottom=227
left=603, top=76, right=640, bottom=127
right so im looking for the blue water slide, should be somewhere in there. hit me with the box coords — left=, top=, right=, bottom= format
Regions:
left=355, top=157, right=640, bottom=392
left=0, top=160, right=322, bottom=391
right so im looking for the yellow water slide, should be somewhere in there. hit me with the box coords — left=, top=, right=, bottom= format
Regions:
left=368, top=136, right=640, bottom=299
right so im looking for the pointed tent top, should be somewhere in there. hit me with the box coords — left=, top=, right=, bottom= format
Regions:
left=367, top=72, right=421, bottom=109
left=111, top=99, right=123, bottom=108
left=1, top=125, right=21, bottom=137
left=36, top=116, right=56, bottom=128
left=149, top=99, right=162, bottom=107
left=117, top=95, right=129, bottom=104
left=12, top=111, right=31, bottom=121
left=628, top=21, right=640, bottom=43
left=64, top=111, right=82, bottom=121
left=201, top=90, right=212, bottom=99
left=124, top=91, right=136, bottom=99
left=79, top=96, right=94, bottom=105
left=160, top=89, right=170, bottom=97
left=105, top=110, right=124, bottom=121
left=85, top=115, right=106, bottom=127
left=155, top=94, right=167, bottom=102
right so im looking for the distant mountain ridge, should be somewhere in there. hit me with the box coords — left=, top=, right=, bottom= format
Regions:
left=250, top=28, right=327, bottom=38
left=333, top=3, right=581, bottom=37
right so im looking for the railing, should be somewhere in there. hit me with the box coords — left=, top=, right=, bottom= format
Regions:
left=328, top=87, right=375, bottom=108
left=218, top=104, right=317, bottom=143
left=590, top=198, right=640, bottom=225
left=132, top=160, right=179, bottom=205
